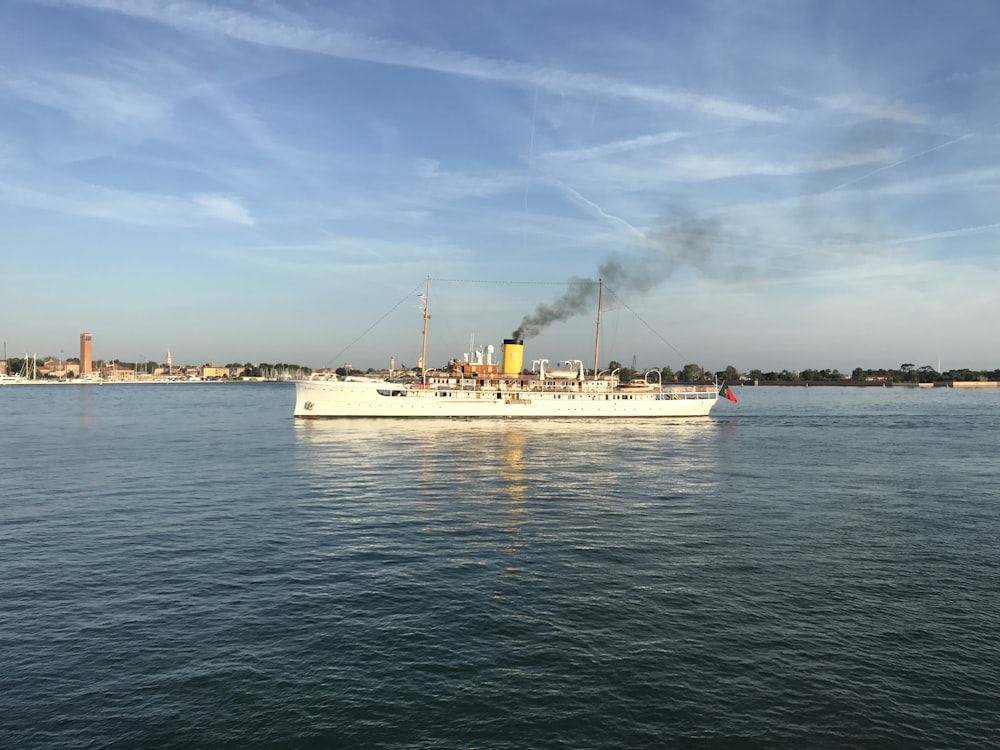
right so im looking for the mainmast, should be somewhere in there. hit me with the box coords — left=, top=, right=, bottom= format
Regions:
left=419, top=273, right=431, bottom=386
left=592, top=277, right=603, bottom=380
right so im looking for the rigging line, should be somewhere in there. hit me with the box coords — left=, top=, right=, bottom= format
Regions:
left=327, top=280, right=427, bottom=367
left=603, top=286, right=688, bottom=362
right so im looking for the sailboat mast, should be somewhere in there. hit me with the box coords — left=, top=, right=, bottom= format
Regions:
left=592, top=277, right=603, bottom=380
left=420, top=273, right=431, bottom=386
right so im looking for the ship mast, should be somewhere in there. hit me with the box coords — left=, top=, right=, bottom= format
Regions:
left=419, top=273, right=431, bottom=386
left=592, top=277, right=603, bottom=380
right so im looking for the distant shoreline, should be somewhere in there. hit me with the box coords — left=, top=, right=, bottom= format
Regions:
left=746, top=380, right=1000, bottom=388
left=0, top=379, right=294, bottom=386
left=7, top=379, right=1000, bottom=389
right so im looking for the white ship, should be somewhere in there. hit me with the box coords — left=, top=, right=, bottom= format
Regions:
left=294, top=277, right=724, bottom=419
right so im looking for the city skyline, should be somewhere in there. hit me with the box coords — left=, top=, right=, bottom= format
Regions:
left=2, top=1, right=999, bottom=372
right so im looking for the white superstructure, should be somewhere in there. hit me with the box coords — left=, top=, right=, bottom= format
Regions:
left=294, top=371, right=718, bottom=419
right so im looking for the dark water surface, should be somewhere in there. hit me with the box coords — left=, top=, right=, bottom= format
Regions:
left=2, top=383, right=999, bottom=748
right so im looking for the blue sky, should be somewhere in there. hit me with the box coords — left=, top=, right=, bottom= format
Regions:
left=2, top=0, right=999, bottom=372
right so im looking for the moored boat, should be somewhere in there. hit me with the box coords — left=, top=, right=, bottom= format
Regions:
left=294, top=276, right=724, bottom=419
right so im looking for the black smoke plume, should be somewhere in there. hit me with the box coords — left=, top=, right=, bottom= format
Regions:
left=512, top=207, right=718, bottom=339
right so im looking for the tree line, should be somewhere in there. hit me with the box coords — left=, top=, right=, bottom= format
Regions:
left=741, top=363, right=1000, bottom=384
left=611, top=362, right=1000, bottom=384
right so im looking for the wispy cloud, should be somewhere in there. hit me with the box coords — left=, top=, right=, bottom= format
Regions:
left=411, top=159, right=514, bottom=199
left=58, top=0, right=789, bottom=123
left=665, top=150, right=898, bottom=182
left=0, top=177, right=254, bottom=227
left=846, top=166, right=1000, bottom=200
left=541, top=131, right=691, bottom=161
left=0, top=66, right=170, bottom=132
left=533, top=147, right=899, bottom=195
left=193, top=193, right=254, bottom=225
left=817, top=93, right=926, bottom=125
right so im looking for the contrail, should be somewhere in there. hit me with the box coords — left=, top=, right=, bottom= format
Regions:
left=548, top=179, right=646, bottom=240
left=860, top=221, right=1000, bottom=246
left=822, top=131, right=976, bottom=194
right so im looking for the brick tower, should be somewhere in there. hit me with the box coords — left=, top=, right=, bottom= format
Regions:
left=80, top=333, right=93, bottom=375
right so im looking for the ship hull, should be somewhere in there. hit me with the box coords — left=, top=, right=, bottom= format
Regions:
left=294, top=379, right=718, bottom=419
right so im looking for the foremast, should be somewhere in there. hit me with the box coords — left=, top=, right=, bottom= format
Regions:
left=419, top=273, right=431, bottom=387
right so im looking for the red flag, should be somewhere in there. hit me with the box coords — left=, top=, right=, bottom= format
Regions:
left=721, top=384, right=738, bottom=403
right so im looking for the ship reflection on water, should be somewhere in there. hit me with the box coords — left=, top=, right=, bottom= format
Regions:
left=499, top=429, right=528, bottom=503
left=293, top=418, right=716, bottom=466
left=292, top=418, right=721, bottom=510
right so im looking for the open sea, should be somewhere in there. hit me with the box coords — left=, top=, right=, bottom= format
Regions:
left=1, top=382, right=999, bottom=748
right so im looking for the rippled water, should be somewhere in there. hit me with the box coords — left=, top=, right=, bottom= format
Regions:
left=2, top=383, right=999, bottom=747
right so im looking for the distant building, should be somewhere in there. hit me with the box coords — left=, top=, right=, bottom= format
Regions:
left=80, top=333, right=93, bottom=375
left=202, top=366, right=229, bottom=379
left=39, top=359, right=79, bottom=378
left=101, top=363, right=135, bottom=381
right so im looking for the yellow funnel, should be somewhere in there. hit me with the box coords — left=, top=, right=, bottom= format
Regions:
left=502, top=339, right=524, bottom=375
